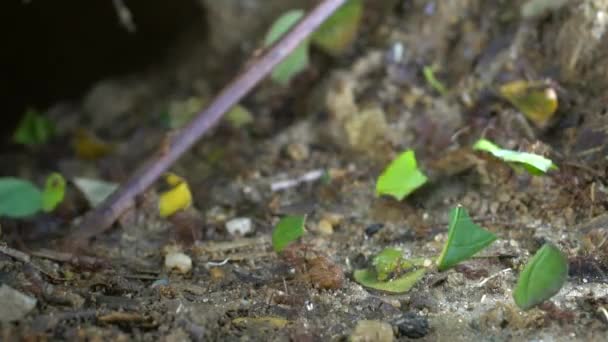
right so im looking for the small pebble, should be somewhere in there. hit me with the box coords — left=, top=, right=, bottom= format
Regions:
left=322, top=212, right=344, bottom=226
left=393, top=312, right=429, bottom=339
left=0, top=285, right=37, bottom=322
left=498, top=193, right=511, bottom=203
left=365, top=223, right=384, bottom=237
left=446, top=272, right=466, bottom=287
left=165, top=252, right=193, bottom=274
left=286, top=142, right=310, bottom=161
left=307, top=256, right=344, bottom=290
left=225, top=217, right=253, bottom=236
left=209, top=267, right=225, bottom=281
left=317, top=219, right=334, bottom=235
left=351, top=320, right=394, bottom=342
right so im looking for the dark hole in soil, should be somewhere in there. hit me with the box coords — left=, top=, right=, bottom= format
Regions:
left=1, top=0, right=205, bottom=141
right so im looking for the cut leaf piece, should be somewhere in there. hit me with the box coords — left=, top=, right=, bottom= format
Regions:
left=42, top=173, right=66, bottom=212
left=13, top=109, right=54, bottom=146
left=513, top=243, right=568, bottom=310
left=73, top=177, right=119, bottom=208
left=0, top=178, right=42, bottom=218
left=499, top=80, right=558, bottom=127
left=265, top=10, right=309, bottom=85
left=376, top=150, right=428, bottom=201
left=372, top=248, right=414, bottom=281
left=158, top=173, right=192, bottom=218
left=437, top=206, right=497, bottom=271
left=353, top=267, right=427, bottom=294
left=226, top=105, right=254, bottom=129
left=311, top=0, right=363, bottom=56
left=272, top=215, right=306, bottom=252
left=473, top=139, right=557, bottom=175
left=423, top=66, right=447, bottom=96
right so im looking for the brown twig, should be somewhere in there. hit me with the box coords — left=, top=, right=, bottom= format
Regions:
left=0, top=243, right=31, bottom=263
left=65, top=0, right=347, bottom=246
left=30, top=248, right=109, bottom=270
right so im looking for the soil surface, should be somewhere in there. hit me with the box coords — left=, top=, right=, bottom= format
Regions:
left=2, top=1, right=608, bottom=341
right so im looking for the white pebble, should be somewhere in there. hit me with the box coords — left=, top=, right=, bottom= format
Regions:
left=225, top=217, right=253, bottom=236
left=165, top=252, right=192, bottom=274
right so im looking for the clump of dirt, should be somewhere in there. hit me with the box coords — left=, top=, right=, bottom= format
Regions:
left=2, top=0, right=608, bottom=340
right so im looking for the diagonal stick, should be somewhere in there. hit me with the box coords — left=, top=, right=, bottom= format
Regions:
left=66, top=0, right=347, bottom=245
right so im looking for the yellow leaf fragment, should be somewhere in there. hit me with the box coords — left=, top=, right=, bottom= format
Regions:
left=158, top=173, right=192, bottom=218
left=73, top=128, right=115, bottom=160
left=499, top=80, right=558, bottom=128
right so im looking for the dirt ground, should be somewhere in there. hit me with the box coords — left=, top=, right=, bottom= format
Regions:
left=2, top=0, right=608, bottom=340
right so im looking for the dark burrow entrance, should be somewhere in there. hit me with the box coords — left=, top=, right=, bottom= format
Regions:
left=1, top=0, right=206, bottom=142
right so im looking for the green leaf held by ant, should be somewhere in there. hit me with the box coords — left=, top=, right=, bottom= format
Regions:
left=376, top=150, right=428, bottom=201
left=272, top=215, right=306, bottom=252
left=473, top=139, right=557, bottom=175
left=265, top=10, right=309, bottom=85
left=513, top=243, right=568, bottom=310
left=437, top=206, right=497, bottom=271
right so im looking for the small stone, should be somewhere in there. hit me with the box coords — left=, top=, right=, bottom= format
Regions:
left=446, top=272, right=465, bottom=287
left=328, top=168, right=349, bottom=180
left=498, top=193, right=511, bottom=203
left=165, top=252, right=193, bottom=274
left=286, top=142, right=310, bottom=161
left=322, top=212, right=344, bottom=226
left=307, top=256, right=344, bottom=290
left=350, top=320, right=394, bottom=342
left=206, top=206, right=231, bottom=224
left=317, top=219, right=334, bottom=236
left=0, top=284, right=37, bottom=322
left=326, top=74, right=358, bottom=122
left=209, top=267, right=225, bottom=281
left=365, top=223, right=384, bottom=237
left=393, top=312, right=429, bottom=339
left=164, top=328, right=190, bottom=342
left=344, top=107, right=388, bottom=153
left=225, top=217, right=253, bottom=236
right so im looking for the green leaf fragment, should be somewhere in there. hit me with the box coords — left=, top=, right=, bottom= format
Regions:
left=423, top=66, right=447, bottom=96
left=376, top=150, right=428, bottom=201
left=513, top=243, right=568, bottom=310
left=437, top=206, right=497, bottom=271
left=311, top=0, right=363, bottom=56
left=0, top=178, right=42, bottom=218
left=353, top=267, right=427, bottom=294
left=265, top=10, right=309, bottom=85
left=272, top=215, right=306, bottom=252
left=473, top=139, right=557, bottom=175
left=13, top=109, right=55, bottom=146
left=42, top=173, right=66, bottom=212
left=473, top=139, right=501, bottom=154
left=372, top=248, right=410, bottom=281
left=226, top=105, right=254, bottom=129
